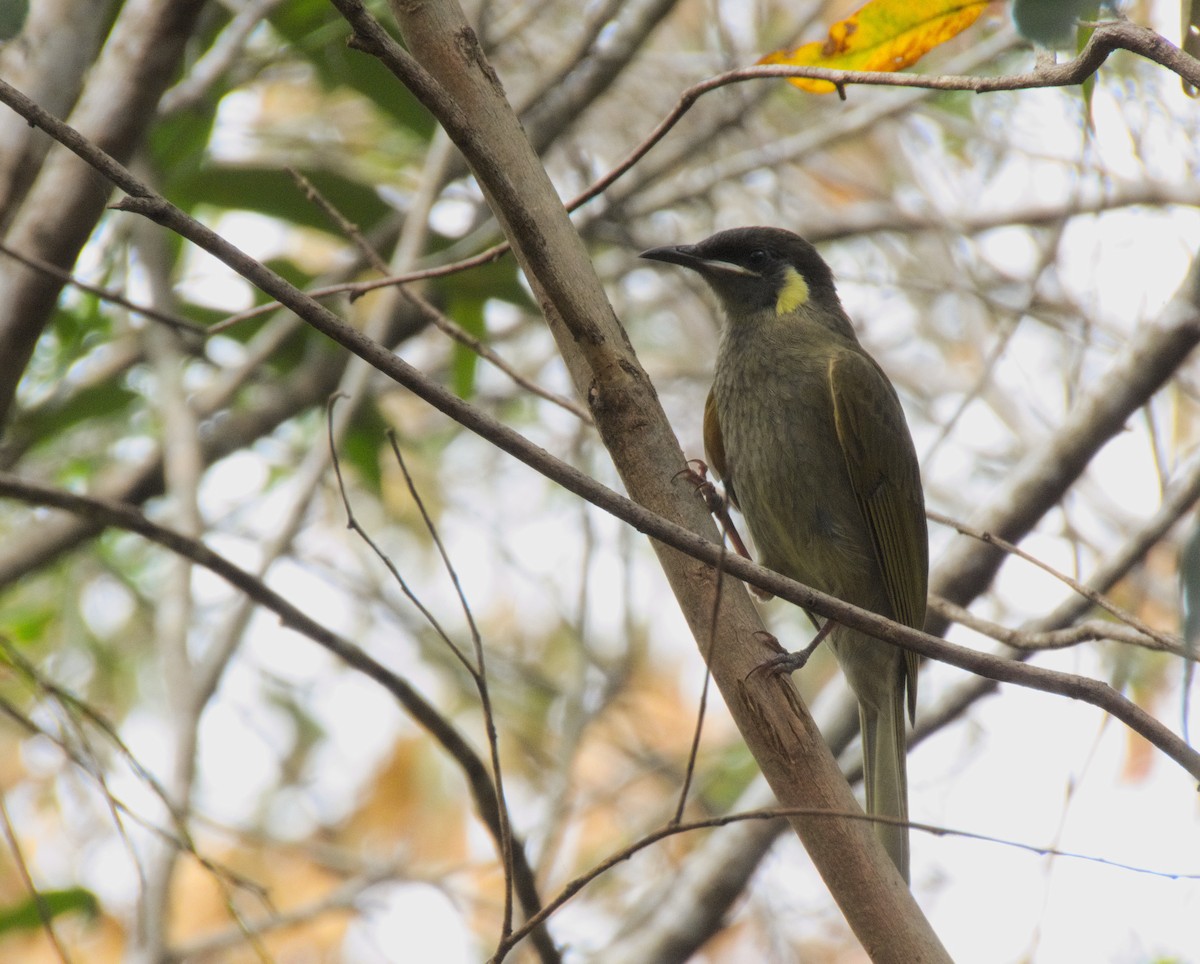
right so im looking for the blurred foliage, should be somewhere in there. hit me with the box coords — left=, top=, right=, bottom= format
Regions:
left=173, top=165, right=388, bottom=236
left=1011, top=0, right=1100, bottom=47
left=0, top=0, right=26, bottom=40
left=0, top=888, right=99, bottom=935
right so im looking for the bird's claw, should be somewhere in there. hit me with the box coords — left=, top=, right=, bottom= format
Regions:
left=746, top=648, right=812, bottom=682
left=745, top=621, right=835, bottom=682
left=676, top=460, right=723, bottom=514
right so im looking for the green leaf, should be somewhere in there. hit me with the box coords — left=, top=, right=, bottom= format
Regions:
left=340, top=400, right=389, bottom=492
left=0, top=0, right=29, bottom=41
left=172, top=165, right=386, bottom=235
left=0, top=888, right=99, bottom=934
left=14, top=381, right=138, bottom=451
left=1011, top=0, right=1097, bottom=47
left=448, top=296, right=485, bottom=400
left=0, top=605, right=55, bottom=647
left=151, top=108, right=219, bottom=196
left=267, top=0, right=434, bottom=134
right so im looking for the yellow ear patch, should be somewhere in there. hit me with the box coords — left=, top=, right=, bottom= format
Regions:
left=776, top=266, right=810, bottom=314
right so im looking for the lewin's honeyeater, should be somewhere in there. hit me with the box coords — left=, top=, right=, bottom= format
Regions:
left=641, top=226, right=928, bottom=882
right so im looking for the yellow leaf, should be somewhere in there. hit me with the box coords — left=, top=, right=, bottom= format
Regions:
left=759, top=0, right=988, bottom=94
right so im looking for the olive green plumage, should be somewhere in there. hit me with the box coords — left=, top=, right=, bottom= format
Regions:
left=641, top=227, right=928, bottom=882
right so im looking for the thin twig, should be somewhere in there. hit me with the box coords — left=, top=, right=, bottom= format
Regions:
left=0, top=634, right=150, bottom=899
left=929, top=596, right=1186, bottom=657
left=0, top=238, right=205, bottom=336
left=384, top=431, right=518, bottom=944
left=18, top=173, right=1200, bottom=783
left=319, top=15, right=1197, bottom=305
left=0, top=473, right=550, bottom=936
left=562, top=21, right=1199, bottom=217
left=0, top=794, right=72, bottom=964
left=399, top=289, right=593, bottom=423
left=326, top=396, right=475, bottom=675
left=0, top=639, right=275, bottom=939
left=3, top=453, right=1198, bottom=786
left=492, top=801, right=1200, bottom=960
left=387, top=431, right=487, bottom=665
left=0, top=99, right=1192, bottom=778
left=674, top=538, right=728, bottom=826
left=928, top=508, right=1181, bottom=651
left=923, top=224, right=1067, bottom=467
left=286, top=166, right=389, bottom=274
left=340, top=241, right=512, bottom=300
left=164, top=861, right=406, bottom=963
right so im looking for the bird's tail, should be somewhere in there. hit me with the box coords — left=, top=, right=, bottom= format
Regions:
left=860, top=683, right=910, bottom=883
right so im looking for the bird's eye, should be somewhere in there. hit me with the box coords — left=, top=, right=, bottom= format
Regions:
left=746, top=249, right=769, bottom=270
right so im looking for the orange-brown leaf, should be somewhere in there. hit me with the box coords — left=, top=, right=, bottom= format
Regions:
left=759, top=0, right=989, bottom=94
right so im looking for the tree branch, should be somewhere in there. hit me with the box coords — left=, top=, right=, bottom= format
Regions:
left=349, top=0, right=948, bottom=956
left=0, top=471, right=555, bottom=957
left=0, top=0, right=206, bottom=428
left=728, top=20, right=1200, bottom=94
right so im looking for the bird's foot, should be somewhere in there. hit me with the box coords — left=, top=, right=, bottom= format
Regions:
left=750, top=649, right=812, bottom=679
left=676, top=459, right=724, bottom=516
left=745, top=621, right=836, bottom=680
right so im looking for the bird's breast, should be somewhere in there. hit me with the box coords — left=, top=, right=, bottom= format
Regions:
left=712, top=334, right=881, bottom=605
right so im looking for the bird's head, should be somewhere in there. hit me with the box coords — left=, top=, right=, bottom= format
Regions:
left=639, top=226, right=840, bottom=320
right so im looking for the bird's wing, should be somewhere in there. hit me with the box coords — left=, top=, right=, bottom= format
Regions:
left=828, top=350, right=927, bottom=718
left=703, top=387, right=738, bottom=509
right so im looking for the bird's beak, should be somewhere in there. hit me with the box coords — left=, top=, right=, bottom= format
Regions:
left=639, top=244, right=753, bottom=277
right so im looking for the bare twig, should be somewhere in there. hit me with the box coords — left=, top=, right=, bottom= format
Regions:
left=606, top=447, right=1200, bottom=964
left=0, top=639, right=272, bottom=908
left=2, top=457, right=1198, bottom=788
left=286, top=166, right=389, bottom=274
left=327, top=397, right=476, bottom=674
left=383, top=431, right=518, bottom=945
left=928, top=508, right=1183, bottom=651
left=339, top=242, right=512, bottom=300
left=674, top=539, right=729, bottom=826
left=0, top=238, right=205, bottom=336
left=566, top=21, right=1200, bottom=218
left=164, top=861, right=406, bottom=963
left=0, top=794, right=72, bottom=963
left=399, top=288, right=594, bottom=422
left=0, top=473, right=554, bottom=947
left=495, top=801, right=1200, bottom=959
left=929, top=596, right=1186, bottom=657
left=2, top=9, right=1200, bottom=950
left=0, top=82, right=1192, bottom=780
left=309, top=18, right=1195, bottom=305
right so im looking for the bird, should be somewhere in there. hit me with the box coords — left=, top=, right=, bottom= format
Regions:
left=640, top=226, right=927, bottom=882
